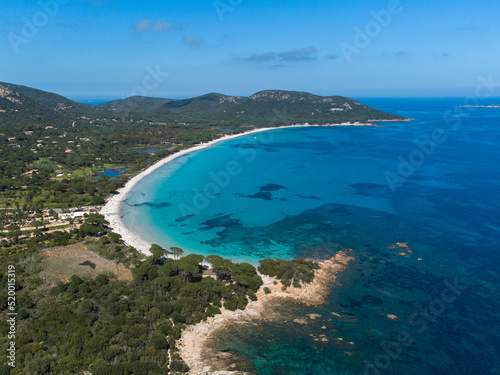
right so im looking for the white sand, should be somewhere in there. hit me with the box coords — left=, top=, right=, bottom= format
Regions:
left=100, top=123, right=376, bottom=256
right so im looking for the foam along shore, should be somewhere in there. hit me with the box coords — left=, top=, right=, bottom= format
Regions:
left=177, top=250, right=355, bottom=375
left=100, top=122, right=393, bottom=256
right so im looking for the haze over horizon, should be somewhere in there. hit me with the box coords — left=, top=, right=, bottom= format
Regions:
left=2, top=0, right=500, bottom=100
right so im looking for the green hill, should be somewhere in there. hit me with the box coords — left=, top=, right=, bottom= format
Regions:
left=0, top=82, right=98, bottom=126
left=99, top=90, right=407, bottom=126
left=0, top=82, right=407, bottom=128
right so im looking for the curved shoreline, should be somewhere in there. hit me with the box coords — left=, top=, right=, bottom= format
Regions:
left=177, top=250, right=355, bottom=374
left=100, top=122, right=381, bottom=256
left=101, top=126, right=282, bottom=255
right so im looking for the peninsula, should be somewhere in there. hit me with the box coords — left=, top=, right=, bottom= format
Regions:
left=178, top=251, right=355, bottom=374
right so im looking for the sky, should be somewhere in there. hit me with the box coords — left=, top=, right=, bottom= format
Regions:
left=1, top=0, right=500, bottom=99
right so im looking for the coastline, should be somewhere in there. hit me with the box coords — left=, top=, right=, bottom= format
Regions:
left=177, top=250, right=355, bottom=374
left=101, top=125, right=282, bottom=256
left=100, top=121, right=396, bottom=256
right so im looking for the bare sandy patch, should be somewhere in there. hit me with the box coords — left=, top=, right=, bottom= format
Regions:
left=39, top=242, right=132, bottom=283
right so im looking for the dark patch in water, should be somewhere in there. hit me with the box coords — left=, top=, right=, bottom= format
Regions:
left=238, top=191, right=276, bottom=201
left=288, top=194, right=321, bottom=200
left=238, top=184, right=288, bottom=201
left=233, top=144, right=280, bottom=152
left=232, top=141, right=334, bottom=153
left=128, top=201, right=171, bottom=209
left=260, top=184, right=287, bottom=192
left=176, top=214, right=195, bottom=222
left=199, top=214, right=242, bottom=231
left=248, top=192, right=273, bottom=200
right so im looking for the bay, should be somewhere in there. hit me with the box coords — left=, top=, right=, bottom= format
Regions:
left=122, top=98, right=500, bottom=374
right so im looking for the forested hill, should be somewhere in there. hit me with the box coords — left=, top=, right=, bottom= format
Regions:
left=0, top=82, right=407, bottom=128
left=0, top=82, right=97, bottom=126
left=102, top=90, right=407, bottom=125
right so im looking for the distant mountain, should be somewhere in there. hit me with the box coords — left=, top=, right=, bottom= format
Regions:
left=0, top=82, right=407, bottom=128
left=102, top=90, right=407, bottom=125
left=101, top=96, right=178, bottom=113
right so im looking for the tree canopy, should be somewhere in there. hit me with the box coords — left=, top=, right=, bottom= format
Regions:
left=150, top=243, right=166, bottom=264
left=258, top=258, right=319, bottom=288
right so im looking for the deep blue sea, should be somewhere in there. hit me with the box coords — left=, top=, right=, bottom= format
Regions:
left=121, top=98, right=500, bottom=374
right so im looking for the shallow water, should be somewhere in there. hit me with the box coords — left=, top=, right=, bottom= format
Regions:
left=123, top=98, right=500, bottom=374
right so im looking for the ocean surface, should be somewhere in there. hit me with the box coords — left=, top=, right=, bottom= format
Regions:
left=121, top=98, right=500, bottom=374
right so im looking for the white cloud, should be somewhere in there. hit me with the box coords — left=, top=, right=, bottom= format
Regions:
left=134, top=19, right=175, bottom=34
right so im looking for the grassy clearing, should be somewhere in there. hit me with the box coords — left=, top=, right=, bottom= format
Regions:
left=69, top=163, right=115, bottom=178
left=39, top=242, right=133, bottom=284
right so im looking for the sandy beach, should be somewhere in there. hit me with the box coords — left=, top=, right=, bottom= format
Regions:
left=101, top=125, right=281, bottom=255
left=100, top=122, right=381, bottom=256
left=177, top=250, right=354, bottom=374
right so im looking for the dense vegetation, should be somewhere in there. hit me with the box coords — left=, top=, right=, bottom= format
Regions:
left=258, top=258, right=320, bottom=288
left=0, top=239, right=263, bottom=374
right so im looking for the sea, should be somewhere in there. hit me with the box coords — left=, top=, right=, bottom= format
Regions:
left=121, top=98, right=500, bottom=374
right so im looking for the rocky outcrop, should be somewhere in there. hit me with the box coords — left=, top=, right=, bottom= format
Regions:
left=177, top=250, right=354, bottom=374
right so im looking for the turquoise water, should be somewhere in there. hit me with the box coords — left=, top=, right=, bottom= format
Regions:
left=122, top=98, right=500, bottom=374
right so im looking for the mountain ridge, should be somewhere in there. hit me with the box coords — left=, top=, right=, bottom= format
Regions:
left=0, top=82, right=408, bottom=127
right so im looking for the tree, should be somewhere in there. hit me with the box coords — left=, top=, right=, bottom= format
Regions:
left=152, top=334, right=169, bottom=350
left=206, top=255, right=234, bottom=281
left=108, top=232, right=121, bottom=243
left=85, top=213, right=109, bottom=227
left=132, top=259, right=158, bottom=282
left=30, top=220, right=44, bottom=228
left=169, top=246, right=184, bottom=260
left=6, top=224, right=22, bottom=243
left=233, top=272, right=263, bottom=292
left=149, top=244, right=166, bottom=264
left=177, top=254, right=204, bottom=281
left=78, top=224, right=101, bottom=237
left=258, top=258, right=319, bottom=288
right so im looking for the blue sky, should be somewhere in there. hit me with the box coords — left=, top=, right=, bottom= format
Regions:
left=2, top=0, right=500, bottom=99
